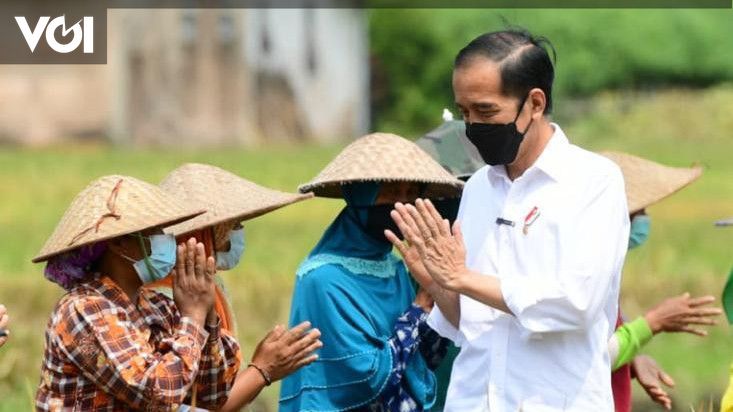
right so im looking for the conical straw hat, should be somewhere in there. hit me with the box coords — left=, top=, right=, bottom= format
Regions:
left=160, top=163, right=313, bottom=237
left=33, top=175, right=204, bottom=263
left=600, top=151, right=702, bottom=214
left=299, top=132, right=464, bottom=198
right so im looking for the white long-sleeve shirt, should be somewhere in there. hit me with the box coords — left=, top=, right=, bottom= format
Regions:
left=428, top=124, right=629, bottom=412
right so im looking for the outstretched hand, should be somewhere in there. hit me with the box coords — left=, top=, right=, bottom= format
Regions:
left=632, top=355, right=675, bottom=410
left=644, top=293, right=721, bottom=336
left=251, top=321, right=322, bottom=382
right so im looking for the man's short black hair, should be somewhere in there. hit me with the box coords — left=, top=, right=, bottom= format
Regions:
left=455, top=29, right=557, bottom=114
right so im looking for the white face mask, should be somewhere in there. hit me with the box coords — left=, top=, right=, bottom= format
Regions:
left=216, top=228, right=245, bottom=271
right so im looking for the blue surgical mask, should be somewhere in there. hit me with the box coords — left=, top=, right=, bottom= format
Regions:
left=216, top=228, right=245, bottom=270
left=132, top=234, right=177, bottom=283
left=628, top=214, right=651, bottom=250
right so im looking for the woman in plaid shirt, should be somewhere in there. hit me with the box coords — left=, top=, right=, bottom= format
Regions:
left=32, top=175, right=240, bottom=411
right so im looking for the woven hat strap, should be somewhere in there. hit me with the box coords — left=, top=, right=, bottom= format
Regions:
left=68, top=179, right=124, bottom=246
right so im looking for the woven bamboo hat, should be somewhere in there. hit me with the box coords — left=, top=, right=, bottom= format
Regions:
left=160, top=163, right=313, bottom=237
left=298, top=132, right=464, bottom=198
left=33, top=175, right=204, bottom=263
left=600, top=151, right=702, bottom=214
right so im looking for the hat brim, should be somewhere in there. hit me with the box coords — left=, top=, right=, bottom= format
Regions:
left=299, top=178, right=463, bottom=200
left=32, top=209, right=205, bottom=263
left=169, top=192, right=313, bottom=237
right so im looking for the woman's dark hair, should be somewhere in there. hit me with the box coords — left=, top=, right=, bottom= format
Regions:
left=454, top=29, right=557, bottom=114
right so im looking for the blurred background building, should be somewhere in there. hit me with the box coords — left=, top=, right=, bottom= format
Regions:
left=0, top=9, right=369, bottom=146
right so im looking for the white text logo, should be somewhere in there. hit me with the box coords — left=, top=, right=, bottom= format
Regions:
left=15, top=16, right=93, bottom=54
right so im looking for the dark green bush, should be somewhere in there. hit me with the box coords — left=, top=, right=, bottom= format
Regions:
left=370, top=9, right=733, bottom=135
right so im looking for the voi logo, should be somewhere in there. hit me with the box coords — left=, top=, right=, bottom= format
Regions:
left=15, top=15, right=94, bottom=54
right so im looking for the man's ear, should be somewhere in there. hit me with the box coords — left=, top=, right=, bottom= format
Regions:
left=528, top=88, right=547, bottom=118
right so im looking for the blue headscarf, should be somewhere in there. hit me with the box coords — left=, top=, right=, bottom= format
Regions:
left=279, top=182, right=436, bottom=411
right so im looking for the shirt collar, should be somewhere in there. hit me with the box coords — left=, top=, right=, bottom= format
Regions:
left=532, top=123, right=569, bottom=182
left=486, top=122, right=569, bottom=183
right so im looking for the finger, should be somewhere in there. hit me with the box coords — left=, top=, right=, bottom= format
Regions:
left=678, top=326, right=707, bottom=336
left=647, top=385, right=666, bottom=396
left=0, top=314, right=8, bottom=329
left=205, top=256, right=216, bottom=279
left=440, top=218, right=452, bottom=237
left=688, top=295, right=716, bottom=307
left=384, top=229, right=408, bottom=256
left=391, top=209, right=425, bottom=252
left=395, top=202, right=420, bottom=235
left=175, top=244, right=186, bottom=287
left=294, top=340, right=323, bottom=361
left=415, top=199, right=441, bottom=238
left=391, top=205, right=415, bottom=239
left=194, top=242, right=207, bottom=279
left=424, top=199, right=451, bottom=237
left=285, top=322, right=312, bottom=343
left=680, top=316, right=717, bottom=326
left=649, top=388, right=670, bottom=401
left=406, top=203, right=433, bottom=240
left=652, top=393, right=672, bottom=410
left=0, top=304, right=6, bottom=316
left=452, top=220, right=466, bottom=251
left=289, top=329, right=322, bottom=351
left=290, top=331, right=322, bottom=355
left=293, top=353, right=319, bottom=369
left=692, top=307, right=723, bottom=316
left=185, top=238, right=196, bottom=279
left=659, top=371, right=675, bottom=387
left=0, top=337, right=6, bottom=347
left=270, top=324, right=286, bottom=340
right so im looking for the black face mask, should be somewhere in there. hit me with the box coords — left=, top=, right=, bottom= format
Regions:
left=431, top=197, right=460, bottom=226
left=362, top=204, right=402, bottom=242
left=465, top=96, right=533, bottom=166
left=358, top=199, right=460, bottom=243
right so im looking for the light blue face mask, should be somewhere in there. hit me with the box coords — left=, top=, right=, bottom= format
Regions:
left=628, top=214, right=651, bottom=250
left=216, top=228, right=245, bottom=271
left=132, top=233, right=177, bottom=283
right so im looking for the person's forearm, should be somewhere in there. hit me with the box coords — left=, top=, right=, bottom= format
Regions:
left=450, top=270, right=512, bottom=314
left=611, top=317, right=653, bottom=371
left=218, top=367, right=268, bottom=412
left=427, top=284, right=460, bottom=327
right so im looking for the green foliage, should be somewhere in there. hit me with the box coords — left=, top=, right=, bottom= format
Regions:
left=370, top=9, right=733, bottom=136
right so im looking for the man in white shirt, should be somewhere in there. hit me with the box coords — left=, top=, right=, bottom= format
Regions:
left=386, top=30, right=629, bottom=411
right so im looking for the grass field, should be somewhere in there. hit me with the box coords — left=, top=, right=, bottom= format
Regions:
left=1, top=87, right=732, bottom=411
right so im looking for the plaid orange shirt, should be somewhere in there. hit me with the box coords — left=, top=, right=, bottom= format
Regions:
left=36, top=275, right=241, bottom=411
